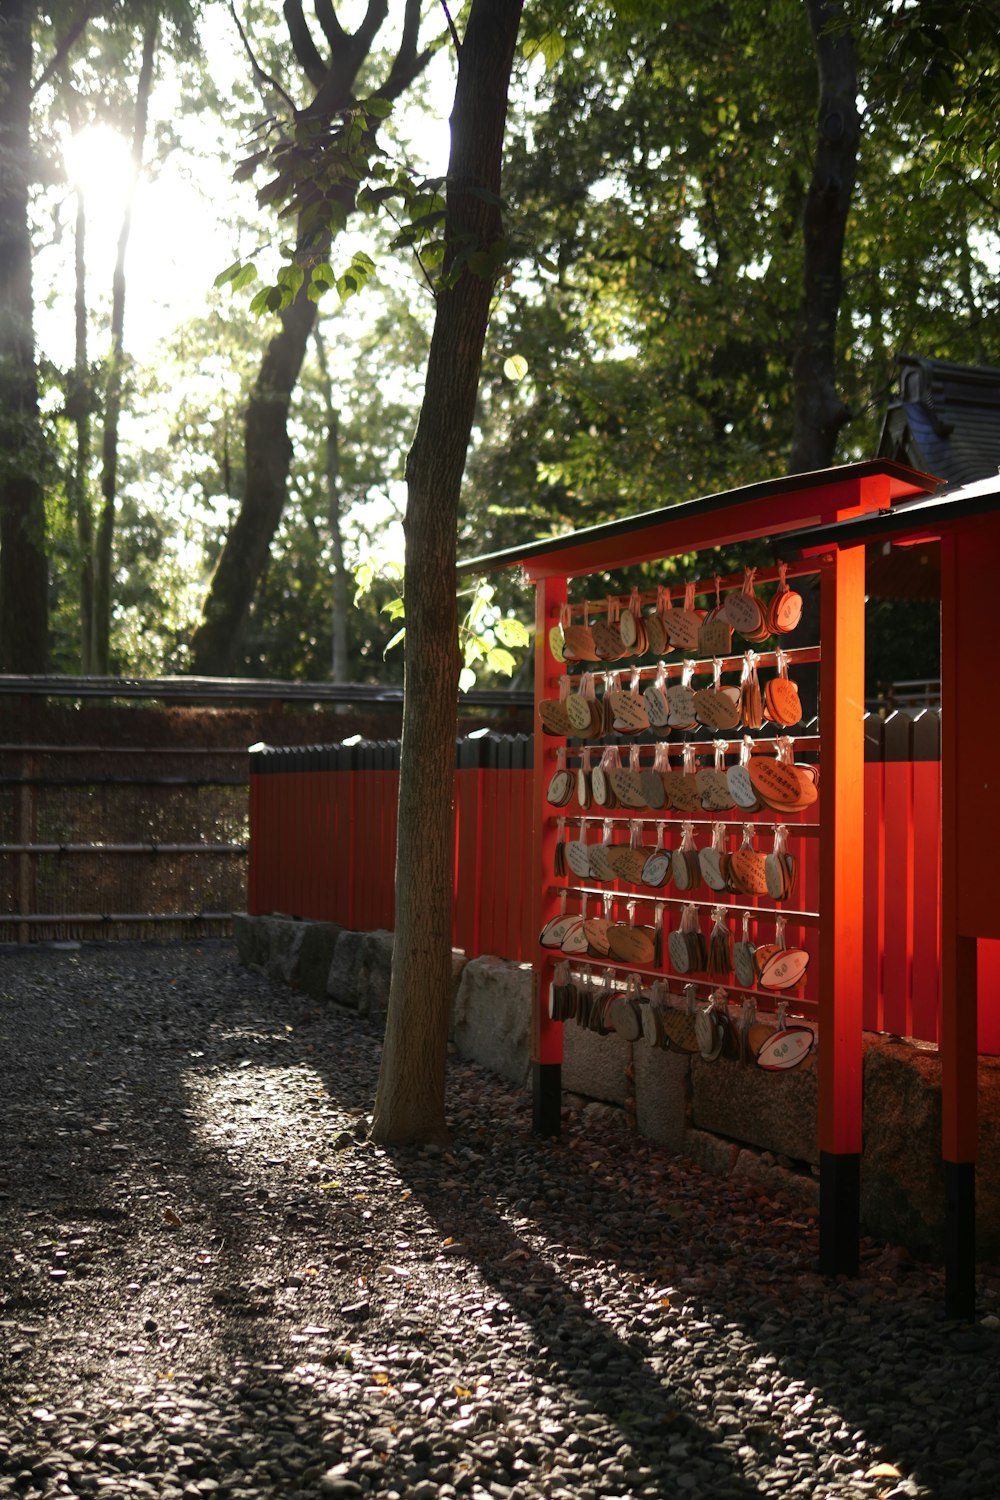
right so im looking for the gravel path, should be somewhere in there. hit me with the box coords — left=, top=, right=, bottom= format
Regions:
left=1, top=943, right=998, bottom=1500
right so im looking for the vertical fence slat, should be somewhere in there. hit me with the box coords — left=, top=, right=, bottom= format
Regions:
left=880, top=715, right=915, bottom=1036
left=911, top=760, right=942, bottom=1044
left=863, top=758, right=886, bottom=1031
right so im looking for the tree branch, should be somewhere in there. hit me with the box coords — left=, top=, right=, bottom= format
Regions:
left=30, top=1, right=100, bottom=96
left=382, top=0, right=428, bottom=99
left=352, top=0, right=390, bottom=69
left=440, top=0, right=462, bottom=55
left=282, top=0, right=327, bottom=87
left=230, top=2, right=298, bottom=117
left=313, top=0, right=347, bottom=53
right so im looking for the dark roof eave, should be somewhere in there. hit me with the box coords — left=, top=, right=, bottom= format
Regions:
left=783, top=478, right=1000, bottom=555
left=457, top=459, right=939, bottom=577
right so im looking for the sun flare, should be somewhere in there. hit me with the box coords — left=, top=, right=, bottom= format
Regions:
left=64, top=124, right=135, bottom=228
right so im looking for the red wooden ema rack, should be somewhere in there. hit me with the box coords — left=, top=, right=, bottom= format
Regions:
left=460, top=460, right=938, bottom=1284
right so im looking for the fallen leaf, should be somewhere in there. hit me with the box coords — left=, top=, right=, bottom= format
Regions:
left=319, top=1181, right=340, bottom=1192
left=162, top=1208, right=182, bottom=1227
left=866, top=1464, right=902, bottom=1480
left=454, top=1385, right=472, bottom=1398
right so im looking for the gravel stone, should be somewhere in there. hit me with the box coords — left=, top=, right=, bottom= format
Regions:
left=1, top=942, right=999, bottom=1500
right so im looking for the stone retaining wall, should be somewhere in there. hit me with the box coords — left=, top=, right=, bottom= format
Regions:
left=234, top=913, right=1000, bottom=1261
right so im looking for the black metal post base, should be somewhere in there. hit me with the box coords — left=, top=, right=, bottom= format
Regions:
left=944, top=1160, right=976, bottom=1321
left=819, top=1151, right=860, bottom=1277
left=532, top=1062, right=562, bottom=1137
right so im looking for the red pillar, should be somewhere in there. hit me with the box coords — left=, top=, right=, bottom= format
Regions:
left=530, top=572, right=568, bottom=1134
left=940, top=525, right=982, bottom=1317
left=818, top=544, right=867, bottom=1275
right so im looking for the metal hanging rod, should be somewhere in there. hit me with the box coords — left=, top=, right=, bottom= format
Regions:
left=550, top=816, right=821, bottom=834
left=548, top=883, right=820, bottom=925
left=556, top=963, right=817, bottom=1016
left=552, top=645, right=822, bottom=684
left=555, top=735, right=823, bottom=758
left=560, top=558, right=823, bottom=617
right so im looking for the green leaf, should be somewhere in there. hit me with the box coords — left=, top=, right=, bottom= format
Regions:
left=503, top=354, right=529, bottom=382
left=422, top=240, right=447, bottom=269
left=381, top=596, right=405, bottom=620
left=383, top=625, right=406, bottom=658
left=230, top=262, right=258, bottom=292
left=214, top=260, right=244, bottom=289
left=277, top=263, right=305, bottom=296
left=364, top=96, right=393, bottom=120
left=495, top=617, right=529, bottom=647
left=522, top=31, right=566, bottom=71
left=486, top=646, right=517, bottom=677
left=353, top=561, right=375, bottom=605
left=458, top=667, right=477, bottom=694
left=249, top=287, right=274, bottom=318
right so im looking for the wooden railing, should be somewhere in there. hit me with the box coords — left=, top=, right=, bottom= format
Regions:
left=248, top=715, right=1000, bottom=1053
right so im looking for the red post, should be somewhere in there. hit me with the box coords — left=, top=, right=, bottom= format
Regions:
left=529, top=573, right=568, bottom=1134
left=818, top=544, right=867, bottom=1275
left=940, top=526, right=979, bottom=1316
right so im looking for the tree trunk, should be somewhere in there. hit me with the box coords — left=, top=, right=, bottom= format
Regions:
left=788, top=0, right=859, bottom=474
left=187, top=283, right=321, bottom=674
left=93, top=11, right=157, bottom=674
left=188, top=0, right=430, bottom=676
left=314, top=323, right=349, bottom=681
left=370, top=0, right=524, bottom=1146
left=0, top=0, right=48, bottom=673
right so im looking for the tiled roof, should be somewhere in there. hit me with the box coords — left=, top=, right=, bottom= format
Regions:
left=878, top=355, right=1000, bottom=489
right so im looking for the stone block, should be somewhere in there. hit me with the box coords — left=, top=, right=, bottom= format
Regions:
left=860, top=1039, right=1000, bottom=1258
left=685, top=1128, right=741, bottom=1180
left=562, top=1022, right=630, bottom=1105
left=263, top=916, right=305, bottom=984
left=731, top=1149, right=820, bottom=1212
left=451, top=955, right=531, bottom=1088
left=360, top=929, right=394, bottom=1015
left=633, top=1042, right=690, bottom=1152
left=233, top=912, right=267, bottom=968
left=291, top=921, right=343, bottom=1001
left=327, top=929, right=366, bottom=1008
left=691, top=1052, right=818, bottom=1164
left=862, top=1038, right=945, bottom=1256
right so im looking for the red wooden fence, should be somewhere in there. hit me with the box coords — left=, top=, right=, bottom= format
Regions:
left=248, top=718, right=1000, bottom=1053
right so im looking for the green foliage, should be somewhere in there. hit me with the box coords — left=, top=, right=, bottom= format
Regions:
left=354, top=565, right=531, bottom=692
left=463, top=0, right=999, bottom=556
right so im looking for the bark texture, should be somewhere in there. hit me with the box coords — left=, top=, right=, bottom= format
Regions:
left=189, top=0, right=428, bottom=676
left=314, top=325, right=349, bottom=681
left=370, top=0, right=524, bottom=1146
left=187, top=284, right=321, bottom=674
left=0, top=0, right=48, bottom=673
left=788, top=0, right=859, bottom=474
